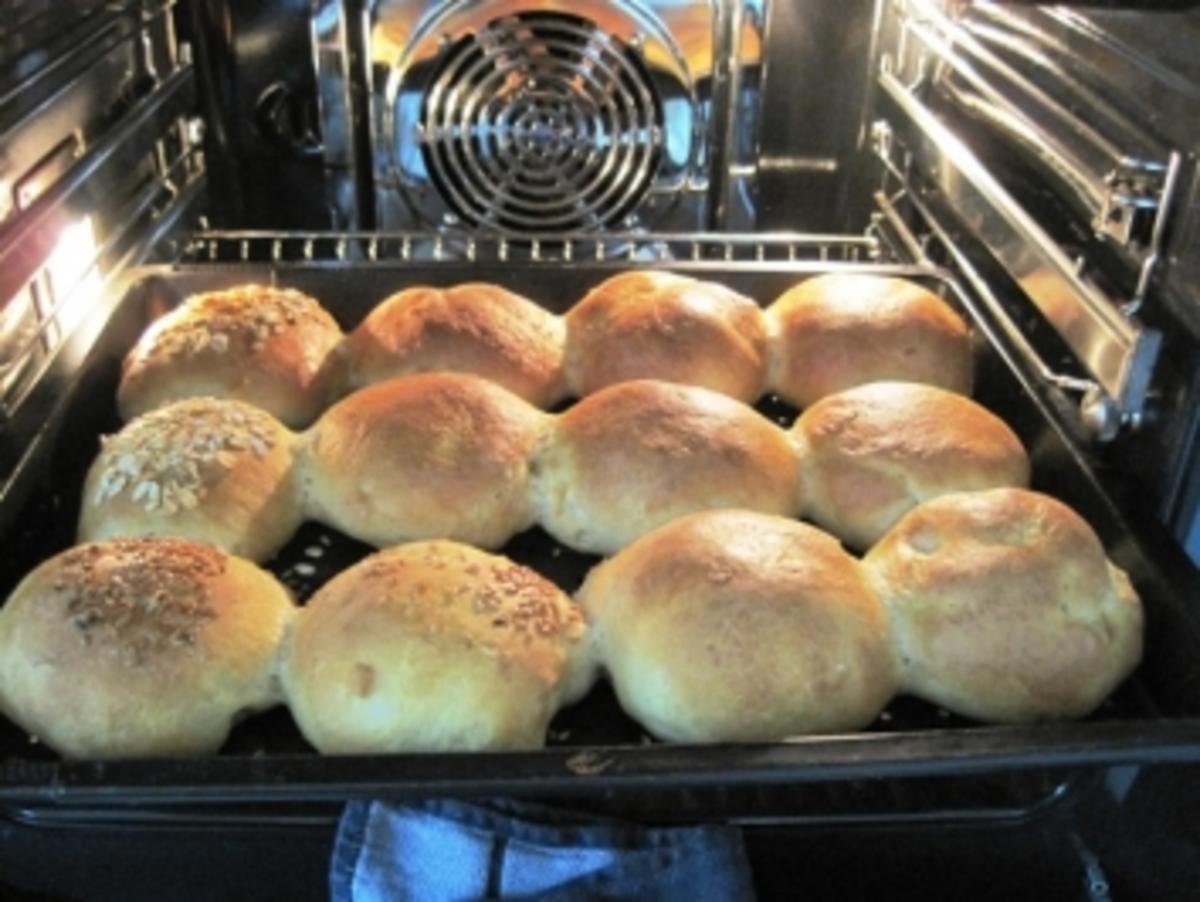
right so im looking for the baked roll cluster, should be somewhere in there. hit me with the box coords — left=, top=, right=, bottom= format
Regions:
left=295, top=374, right=1026, bottom=556
left=582, top=493, right=1143, bottom=741
left=0, top=492, right=1143, bottom=757
left=117, top=274, right=973, bottom=425
left=0, top=537, right=590, bottom=758
left=341, top=271, right=973, bottom=408
left=0, top=272, right=1145, bottom=760
left=82, top=375, right=1029, bottom=560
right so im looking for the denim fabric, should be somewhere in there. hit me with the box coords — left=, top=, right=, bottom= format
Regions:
left=330, top=798, right=755, bottom=901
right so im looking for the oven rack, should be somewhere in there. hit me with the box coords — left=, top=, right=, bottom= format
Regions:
left=179, top=229, right=886, bottom=267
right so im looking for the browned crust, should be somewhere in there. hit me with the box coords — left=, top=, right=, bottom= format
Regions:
left=767, top=274, right=972, bottom=407
left=118, top=285, right=344, bottom=428
left=564, top=271, right=768, bottom=401
left=345, top=283, right=566, bottom=407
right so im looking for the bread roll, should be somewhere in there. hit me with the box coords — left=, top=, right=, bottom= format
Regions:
left=564, top=271, right=768, bottom=402
left=79, top=398, right=302, bottom=562
left=767, top=274, right=972, bottom=407
left=532, top=380, right=799, bottom=555
left=345, top=283, right=566, bottom=408
left=282, top=541, right=591, bottom=753
left=793, top=382, right=1030, bottom=549
left=0, top=538, right=295, bottom=758
left=578, top=510, right=895, bottom=742
left=299, top=373, right=548, bottom=549
left=118, top=285, right=343, bottom=428
left=863, top=489, right=1144, bottom=722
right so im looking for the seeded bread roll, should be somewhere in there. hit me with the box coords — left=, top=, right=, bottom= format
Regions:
left=564, top=271, right=768, bottom=402
left=0, top=538, right=295, bottom=758
left=578, top=510, right=895, bottom=742
left=345, top=283, right=567, bottom=408
left=532, top=380, right=799, bottom=555
left=118, top=285, right=344, bottom=428
left=78, top=398, right=302, bottom=562
left=792, top=382, right=1030, bottom=549
left=863, top=489, right=1144, bottom=722
left=299, top=373, right=548, bottom=549
left=282, top=541, right=591, bottom=753
left=767, top=274, right=973, bottom=407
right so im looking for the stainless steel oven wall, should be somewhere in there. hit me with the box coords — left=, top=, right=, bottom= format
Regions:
left=182, top=0, right=331, bottom=227
left=0, top=0, right=203, bottom=438
left=754, top=0, right=881, bottom=233
left=314, top=0, right=767, bottom=232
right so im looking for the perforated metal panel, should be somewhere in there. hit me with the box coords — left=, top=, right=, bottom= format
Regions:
left=362, top=0, right=729, bottom=233
left=413, top=10, right=665, bottom=231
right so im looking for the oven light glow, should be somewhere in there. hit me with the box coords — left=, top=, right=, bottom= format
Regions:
left=44, top=215, right=104, bottom=328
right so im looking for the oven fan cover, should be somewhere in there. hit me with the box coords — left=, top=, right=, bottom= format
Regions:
left=380, top=1, right=697, bottom=233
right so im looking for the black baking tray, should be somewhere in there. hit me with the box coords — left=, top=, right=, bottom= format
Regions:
left=2, top=258, right=1200, bottom=807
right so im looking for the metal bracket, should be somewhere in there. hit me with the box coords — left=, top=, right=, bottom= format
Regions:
left=1095, top=157, right=1170, bottom=250
left=876, top=72, right=1162, bottom=440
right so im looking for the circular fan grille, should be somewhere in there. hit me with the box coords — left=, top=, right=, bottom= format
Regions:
left=418, top=11, right=664, bottom=232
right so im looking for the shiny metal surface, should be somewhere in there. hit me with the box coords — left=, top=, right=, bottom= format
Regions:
left=881, top=0, right=1200, bottom=337
left=311, top=0, right=369, bottom=228
left=370, top=0, right=701, bottom=231
left=879, top=69, right=1161, bottom=426
left=182, top=228, right=883, bottom=266
left=308, top=0, right=767, bottom=231
left=0, top=0, right=200, bottom=424
left=391, top=7, right=680, bottom=231
left=0, top=2, right=177, bottom=227
left=753, top=0, right=879, bottom=232
left=887, top=0, right=1179, bottom=258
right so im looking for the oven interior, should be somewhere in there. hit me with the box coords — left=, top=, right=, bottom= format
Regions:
left=1, top=0, right=1200, bottom=817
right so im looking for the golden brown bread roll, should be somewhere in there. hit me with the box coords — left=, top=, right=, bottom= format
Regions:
left=298, top=373, right=548, bottom=549
left=792, top=382, right=1030, bottom=549
left=578, top=510, right=895, bottom=742
left=344, top=283, right=567, bottom=408
left=78, top=398, right=303, bottom=562
left=282, top=541, right=592, bottom=753
left=118, top=285, right=343, bottom=428
left=564, top=271, right=768, bottom=402
left=863, top=489, right=1143, bottom=722
left=0, top=538, right=295, bottom=758
left=531, top=380, right=799, bottom=555
left=766, top=274, right=973, bottom=407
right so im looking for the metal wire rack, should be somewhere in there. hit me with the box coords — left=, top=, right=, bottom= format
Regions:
left=179, top=230, right=885, bottom=266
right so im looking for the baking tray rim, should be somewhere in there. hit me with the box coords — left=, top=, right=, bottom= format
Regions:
left=1, top=719, right=1199, bottom=805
